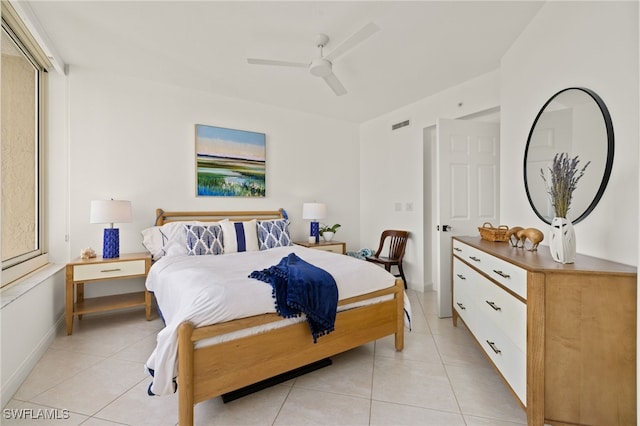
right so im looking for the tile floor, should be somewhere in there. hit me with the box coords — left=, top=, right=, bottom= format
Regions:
left=5, top=290, right=527, bottom=425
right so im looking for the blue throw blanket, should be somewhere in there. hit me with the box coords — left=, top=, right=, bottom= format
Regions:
left=249, top=253, right=338, bottom=342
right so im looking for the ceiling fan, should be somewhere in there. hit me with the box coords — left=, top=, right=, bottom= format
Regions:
left=246, top=22, right=380, bottom=96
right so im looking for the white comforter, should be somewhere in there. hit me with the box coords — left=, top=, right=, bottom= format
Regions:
left=145, top=245, right=402, bottom=396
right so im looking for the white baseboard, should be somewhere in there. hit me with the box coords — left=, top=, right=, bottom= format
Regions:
left=1, top=314, right=64, bottom=409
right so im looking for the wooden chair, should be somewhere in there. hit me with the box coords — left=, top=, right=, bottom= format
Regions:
left=365, top=230, right=409, bottom=289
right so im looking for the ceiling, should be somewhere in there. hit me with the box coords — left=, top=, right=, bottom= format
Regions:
left=25, top=1, right=544, bottom=123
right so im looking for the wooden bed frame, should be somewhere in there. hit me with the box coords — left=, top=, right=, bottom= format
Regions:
left=154, top=209, right=405, bottom=425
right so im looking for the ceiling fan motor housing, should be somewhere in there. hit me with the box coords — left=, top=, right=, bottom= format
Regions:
left=310, top=58, right=332, bottom=77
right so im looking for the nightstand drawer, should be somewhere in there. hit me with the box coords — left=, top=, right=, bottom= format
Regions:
left=73, top=259, right=146, bottom=281
left=295, top=241, right=346, bottom=254
left=313, top=244, right=344, bottom=254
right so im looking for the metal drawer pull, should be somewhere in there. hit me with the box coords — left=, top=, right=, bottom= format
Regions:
left=456, top=274, right=466, bottom=280
left=469, top=256, right=481, bottom=262
left=493, top=269, right=511, bottom=279
left=486, top=340, right=501, bottom=354
left=453, top=247, right=462, bottom=252
left=485, top=300, right=501, bottom=311
left=456, top=302, right=466, bottom=310
left=100, top=268, right=122, bottom=273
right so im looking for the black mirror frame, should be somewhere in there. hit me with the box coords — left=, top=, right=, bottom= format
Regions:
left=523, top=87, right=615, bottom=225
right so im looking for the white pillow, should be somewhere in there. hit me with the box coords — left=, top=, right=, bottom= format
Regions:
left=161, top=221, right=197, bottom=257
left=141, top=221, right=215, bottom=259
left=141, top=226, right=164, bottom=260
left=220, top=219, right=259, bottom=253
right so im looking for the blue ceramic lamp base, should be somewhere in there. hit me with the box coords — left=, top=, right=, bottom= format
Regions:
left=103, top=228, right=120, bottom=258
left=310, top=221, right=320, bottom=244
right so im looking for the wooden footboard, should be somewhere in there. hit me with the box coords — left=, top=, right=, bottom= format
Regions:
left=177, top=278, right=405, bottom=426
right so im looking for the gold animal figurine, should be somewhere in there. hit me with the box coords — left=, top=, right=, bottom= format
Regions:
left=516, top=228, right=544, bottom=251
left=506, top=226, right=524, bottom=247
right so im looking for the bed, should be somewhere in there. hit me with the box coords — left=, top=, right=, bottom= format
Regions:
left=143, top=209, right=406, bottom=425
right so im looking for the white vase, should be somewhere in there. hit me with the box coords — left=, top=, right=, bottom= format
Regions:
left=322, top=231, right=334, bottom=242
left=549, top=217, right=576, bottom=264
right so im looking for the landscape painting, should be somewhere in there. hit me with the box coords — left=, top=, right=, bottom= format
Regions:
left=195, top=124, right=266, bottom=197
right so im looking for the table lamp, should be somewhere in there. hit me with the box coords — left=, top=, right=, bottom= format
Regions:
left=302, top=202, right=327, bottom=244
left=90, top=199, right=132, bottom=258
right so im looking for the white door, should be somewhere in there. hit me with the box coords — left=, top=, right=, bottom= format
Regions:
left=435, top=118, right=500, bottom=318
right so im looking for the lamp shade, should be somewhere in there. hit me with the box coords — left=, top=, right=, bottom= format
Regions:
left=302, top=203, right=327, bottom=220
left=90, top=200, right=132, bottom=225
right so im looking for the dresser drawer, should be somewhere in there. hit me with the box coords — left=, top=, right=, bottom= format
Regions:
left=452, top=239, right=471, bottom=259
left=473, top=273, right=526, bottom=352
left=454, top=242, right=527, bottom=299
left=452, top=258, right=477, bottom=325
left=73, top=260, right=147, bottom=281
left=473, top=311, right=526, bottom=404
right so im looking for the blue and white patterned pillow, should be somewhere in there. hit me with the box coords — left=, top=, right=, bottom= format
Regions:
left=220, top=219, right=259, bottom=253
left=185, top=224, right=223, bottom=255
left=257, top=219, right=293, bottom=250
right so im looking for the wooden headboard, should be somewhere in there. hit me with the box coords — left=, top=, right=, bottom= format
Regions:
left=154, top=208, right=286, bottom=226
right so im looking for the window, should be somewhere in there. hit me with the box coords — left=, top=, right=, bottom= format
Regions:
left=1, top=2, right=51, bottom=287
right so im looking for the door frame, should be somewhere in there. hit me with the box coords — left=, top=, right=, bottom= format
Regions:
left=423, top=107, right=501, bottom=318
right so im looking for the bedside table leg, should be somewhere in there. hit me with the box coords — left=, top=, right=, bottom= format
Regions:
left=145, top=290, right=151, bottom=320
left=77, top=283, right=84, bottom=320
left=66, top=279, right=74, bottom=335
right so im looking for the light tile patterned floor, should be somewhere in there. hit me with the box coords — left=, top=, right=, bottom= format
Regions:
left=4, top=291, right=527, bottom=425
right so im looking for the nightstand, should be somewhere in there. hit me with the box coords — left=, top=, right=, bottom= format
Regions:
left=65, top=252, right=152, bottom=335
left=295, top=240, right=346, bottom=254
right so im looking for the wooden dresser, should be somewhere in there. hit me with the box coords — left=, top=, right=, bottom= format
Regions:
left=452, top=236, right=636, bottom=426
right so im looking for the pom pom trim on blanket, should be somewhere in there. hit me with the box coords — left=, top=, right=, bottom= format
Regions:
left=249, top=253, right=338, bottom=343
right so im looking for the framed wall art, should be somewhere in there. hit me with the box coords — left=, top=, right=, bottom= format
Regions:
left=195, top=124, right=266, bottom=197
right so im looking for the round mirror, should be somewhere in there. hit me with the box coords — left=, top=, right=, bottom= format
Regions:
left=523, top=87, right=614, bottom=224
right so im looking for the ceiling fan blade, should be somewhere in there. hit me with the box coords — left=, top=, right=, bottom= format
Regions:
left=247, top=58, right=308, bottom=68
left=324, top=22, right=379, bottom=62
left=322, top=73, right=347, bottom=96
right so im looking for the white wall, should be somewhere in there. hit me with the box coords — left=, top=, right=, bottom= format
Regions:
left=359, top=71, right=501, bottom=291
left=47, top=64, right=70, bottom=264
left=51, top=67, right=361, bottom=297
left=0, top=268, right=65, bottom=408
left=501, top=1, right=639, bottom=266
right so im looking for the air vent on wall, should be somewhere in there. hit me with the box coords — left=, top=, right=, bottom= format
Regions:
left=391, top=119, right=410, bottom=131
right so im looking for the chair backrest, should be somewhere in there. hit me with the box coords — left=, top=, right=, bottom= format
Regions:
left=374, top=230, right=409, bottom=261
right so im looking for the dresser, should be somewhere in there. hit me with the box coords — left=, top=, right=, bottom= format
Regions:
left=452, top=236, right=636, bottom=426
